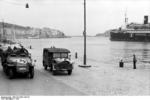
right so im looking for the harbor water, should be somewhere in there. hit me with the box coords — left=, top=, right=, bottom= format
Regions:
left=18, top=37, right=150, bottom=71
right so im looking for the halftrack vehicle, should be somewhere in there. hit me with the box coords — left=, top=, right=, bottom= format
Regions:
left=1, top=47, right=34, bottom=79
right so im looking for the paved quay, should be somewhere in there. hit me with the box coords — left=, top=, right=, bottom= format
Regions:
left=0, top=63, right=85, bottom=95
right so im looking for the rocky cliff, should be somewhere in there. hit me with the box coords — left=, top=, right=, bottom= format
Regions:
left=0, top=22, right=66, bottom=39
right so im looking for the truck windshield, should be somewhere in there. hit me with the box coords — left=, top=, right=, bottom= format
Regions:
left=10, top=54, right=17, bottom=57
left=53, top=53, right=61, bottom=58
left=9, top=53, right=28, bottom=57
left=53, top=53, right=68, bottom=58
left=19, top=53, right=28, bottom=57
left=61, top=53, right=68, bottom=58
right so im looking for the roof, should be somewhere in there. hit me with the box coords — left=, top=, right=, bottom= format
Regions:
left=44, top=47, right=70, bottom=53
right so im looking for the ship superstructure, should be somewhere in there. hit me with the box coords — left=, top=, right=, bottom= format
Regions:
left=110, top=16, right=150, bottom=42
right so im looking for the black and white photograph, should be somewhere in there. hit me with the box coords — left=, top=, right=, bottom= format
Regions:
left=0, top=0, right=150, bottom=98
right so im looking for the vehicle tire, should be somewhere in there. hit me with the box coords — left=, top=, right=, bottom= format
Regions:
left=3, top=67, right=8, bottom=75
left=50, top=64, right=53, bottom=72
left=43, top=61, right=45, bottom=66
left=68, top=70, right=72, bottom=75
left=2, top=65, right=6, bottom=73
left=28, top=68, right=34, bottom=79
left=2, top=62, right=4, bottom=67
left=8, top=69, right=14, bottom=79
left=52, top=70, right=56, bottom=75
left=43, top=61, right=47, bottom=70
left=5, top=68, right=9, bottom=76
left=44, top=65, right=47, bottom=70
left=51, top=64, right=56, bottom=75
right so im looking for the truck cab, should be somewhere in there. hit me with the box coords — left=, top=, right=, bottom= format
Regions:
left=43, top=47, right=73, bottom=75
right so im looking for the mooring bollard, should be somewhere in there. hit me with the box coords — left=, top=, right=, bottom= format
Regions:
left=75, top=52, right=78, bottom=59
left=29, top=45, right=32, bottom=49
left=119, top=60, right=124, bottom=68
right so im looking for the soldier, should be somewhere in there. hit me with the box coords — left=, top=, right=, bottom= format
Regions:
left=13, top=46, right=17, bottom=51
left=133, top=54, right=137, bottom=69
left=20, top=46, right=29, bottom=55
left=75, top=52, right=78, bottom=59
left=13, top=46, right=18, bottom=54
left=119, top=59, right=124, bottom=68
left=29, top=45, right=32, bottom=49
left=5, top=46, right=13, bottom=57
left=7, top=46, right=13, bottom=53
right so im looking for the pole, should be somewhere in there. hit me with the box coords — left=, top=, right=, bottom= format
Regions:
left=78, top=0, right=91, bottom=67
left=83, top=0, right=86, bottom=65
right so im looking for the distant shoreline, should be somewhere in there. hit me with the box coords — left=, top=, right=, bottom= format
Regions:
left=25, top=36, right=97, bottom=39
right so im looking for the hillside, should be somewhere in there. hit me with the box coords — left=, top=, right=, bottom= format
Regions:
left=0, top=22, right=66, bottom=39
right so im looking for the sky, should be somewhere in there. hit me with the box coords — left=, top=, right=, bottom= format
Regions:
left=0, top=0, right=150, bottom=36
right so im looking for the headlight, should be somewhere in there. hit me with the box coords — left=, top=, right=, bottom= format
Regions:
left=8, top=58, right=17, bottom=63
left=7, top=61, right=16, bottom=66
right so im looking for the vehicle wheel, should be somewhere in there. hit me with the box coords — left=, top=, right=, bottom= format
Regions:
left=43, top=61, right=45, bottom=66
left=68, top=70, right=72, bottom=75
left=52, top=70, right=56, bottom=75
left=51, top=64, right=55, bottom=75
left=50, top=64, right=53, bottom=72
left=2, top=66, right=6, bottom=73
left=28, top=68, right=34, bottom=79
left=5, top=68, right=9, bottom=76
left=8, top=69, right=14, bottom=79
left=44, top=65, right=47, bottom=70
left=2, top=62, right=4, bottom=67
left=3, top=67, right=8, bottom=75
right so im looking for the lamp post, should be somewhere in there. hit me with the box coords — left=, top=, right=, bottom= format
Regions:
left=83, top=0, right=86, bottom=65
left=79, top=0, right=91, bottom=67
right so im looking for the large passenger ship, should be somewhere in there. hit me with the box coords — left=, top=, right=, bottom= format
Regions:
left=110, top=16, right=150, bottom=42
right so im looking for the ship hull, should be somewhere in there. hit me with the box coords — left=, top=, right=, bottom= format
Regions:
left=110, top=31, right=150, bottom=42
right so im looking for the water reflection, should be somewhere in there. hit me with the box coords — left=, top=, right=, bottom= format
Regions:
left=122, top=42, right=150, bottom=64
left=141, top=43, right=149, bottom=59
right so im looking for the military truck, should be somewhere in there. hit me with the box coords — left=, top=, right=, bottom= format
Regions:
left=43, top=47, right=73, bottom=75
left=1, top=47, right=34, bottom=79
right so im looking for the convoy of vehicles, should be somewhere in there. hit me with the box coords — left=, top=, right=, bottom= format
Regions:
left=0, top=43, right=73, bottom=79
left=43, top=47, right=73, bottom=75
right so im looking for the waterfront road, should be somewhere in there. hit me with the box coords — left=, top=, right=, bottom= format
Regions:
left=0, top=64, right=85, bottom=96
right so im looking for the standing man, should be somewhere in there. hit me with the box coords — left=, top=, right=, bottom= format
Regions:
left=75, top=52, right=78, bottom=59
left=119, top=59, right=124, bottom=68
left=133, top=54, right=137, bottom=69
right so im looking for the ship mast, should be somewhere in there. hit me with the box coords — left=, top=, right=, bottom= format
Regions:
left=124, top=9, right=128, bottom=29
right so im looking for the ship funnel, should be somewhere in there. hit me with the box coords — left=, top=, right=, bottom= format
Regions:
left=144, top=15, right=148, bottom=24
